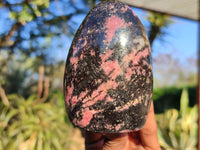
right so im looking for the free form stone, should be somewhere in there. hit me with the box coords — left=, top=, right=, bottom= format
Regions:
left=64, top=1, right=153, bottom=133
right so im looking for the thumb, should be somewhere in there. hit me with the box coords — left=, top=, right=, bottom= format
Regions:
left=85, top=131, right=104, bottom=150
left=103, top=133, right=142, bottom=150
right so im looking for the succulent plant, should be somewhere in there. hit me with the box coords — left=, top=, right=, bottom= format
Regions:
left=156, top=89, right=198, bottom=150
left=0, top=91, right=77, bottom=150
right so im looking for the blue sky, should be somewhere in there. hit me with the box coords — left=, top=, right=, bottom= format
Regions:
left=152, top=17, right=198, bottom=61
left=133, top=8, right=198, bottom=62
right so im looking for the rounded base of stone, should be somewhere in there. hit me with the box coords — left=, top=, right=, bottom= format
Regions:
left=69, top=103, right=150, bottom=133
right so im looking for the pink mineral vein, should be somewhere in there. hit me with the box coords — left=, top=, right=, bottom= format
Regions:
left=104, top=15, right=132, bottom=44
left=105, top=95, right=114, bottom=102
left=82, top=80, right=118, bottom=107
left=72, top=46, right=78, bottom=56
left=100, top=49, right=122, bottom=79
left=125, top=67, right=135, bottom=80
left=105, top=124, right=113, bottom=130
left=115, top=98, right=139, bottom=112
left=100, top=49, right=114, bottom=62
left=122, top=48, right=151, bottom=80
left=79, top=38, right=87, bottom=48
left=90, top=49, right=95, bottom=56
left=120, top=5, right=128, bottom=13
left=70, top=57, right=78, bottom=71
left=71, top=96, right=78, bottom=108
left=132, top=48, right=149, bottom=66
left=115, top=123, right=124, bottom=131
left=73, top=108, right=95, bottom=128
left=65, top=83, right=74, bottom=106
left=101, top=60, right=121, bottom=77
left=79, top=90, right=88, bottom=99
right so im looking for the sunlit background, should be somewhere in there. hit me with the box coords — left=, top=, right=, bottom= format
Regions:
left=0, top=0, right=199, bottom=149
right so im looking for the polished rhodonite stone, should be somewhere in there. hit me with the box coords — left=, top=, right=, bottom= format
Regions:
left=64, top=1, right=153, bottom=133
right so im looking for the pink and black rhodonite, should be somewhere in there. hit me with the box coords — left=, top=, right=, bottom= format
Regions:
left=64, top=1, right=153, bottom=133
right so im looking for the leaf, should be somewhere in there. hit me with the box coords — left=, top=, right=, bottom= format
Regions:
left=169, top=132, right=178, bottom=148
left=27, top=95, right=37, bottom=102
left=52, top=138, right=62, bottom=150
left=18, top=5, right=34, bottom=24
left=1, top=109, right=18, bottom=127
left=156, top=88, right=198, bottom=149
left=36, top=138, right=43, bottom=150
left=180, top=88, right=189, bottom=119
left=180, top=132, right=187, bottom=149
left=157, top=128, right=172, bottom=149
left=0, top=92, right=78, bottom=150
left=9, top=12, right=18, bottom=19
left=189, top=105, right=198, bottom=123
left=33, top=0, right=50, bottom=7
left=7, top=94, right=21, bottom=101
left=167, top=109, right=178, bottom=131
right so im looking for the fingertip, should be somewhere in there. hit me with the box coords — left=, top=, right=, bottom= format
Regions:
left=84, top=131, right=104, bottom=150
left=140, top=101, right=161, bottom=150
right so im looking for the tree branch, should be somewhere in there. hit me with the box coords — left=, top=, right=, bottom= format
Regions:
left=0, top=22, right=21, bottom=48
left=0, top=0, right=89, bottom=50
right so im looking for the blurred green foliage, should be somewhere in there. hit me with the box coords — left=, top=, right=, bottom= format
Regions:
left=0, top=90, right=75, bottom=150
left=147, top=12, right=172, bottom=47
left=153, top=86, right=196, bottom=113
left=9, top=0, right=50, bottom=24
left=1, top=86, right=197, bottom=149
left=0, top=51, right=65, bottom=98
left=156, top=89, right=198, bottom=150
left=0, top=51, right=38, bottom=96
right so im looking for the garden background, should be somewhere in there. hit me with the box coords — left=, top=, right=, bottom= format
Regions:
left=0, top=0, right=198, bottom=149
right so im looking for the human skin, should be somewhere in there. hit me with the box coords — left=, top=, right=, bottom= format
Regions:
left=84, top=101, right=161, bottom=150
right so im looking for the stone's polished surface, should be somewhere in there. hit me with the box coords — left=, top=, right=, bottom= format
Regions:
left=64, top=1, right=153, bottom=133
